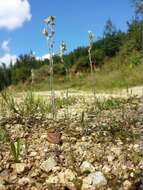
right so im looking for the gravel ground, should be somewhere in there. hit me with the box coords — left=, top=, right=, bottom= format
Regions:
left=0, top=87, right=143, bottom=190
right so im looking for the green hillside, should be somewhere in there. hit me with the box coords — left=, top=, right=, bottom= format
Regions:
left=0, top=19, right=143, bottom=91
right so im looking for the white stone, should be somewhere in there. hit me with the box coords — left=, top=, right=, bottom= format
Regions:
left=18, top=177, right=30, bottom=186
left=107, top=155, right=114, bottom=162
left=82, top=171, right=107, bottom=189
left=14, top=163, right=27, bottom=174
left=58, top=169, right=76, bottom=184
left=130, top=172, right=134, bottom=178
left=102, top=165, right=111, bottom=174
left=110, top=147, right=121, bottom=156
left=80, top=161, right=95, bottom=173
left=29, top=151, right=37, bottom=157
left=81, top=136, right=86, bottom=141
left=0, top=184, right=6, bottom=190
left=52, top=166, right=61, bottom=172
left=40, top=157, right=57, bottom=173
left=122, top=165, right=127, bottom=170
left=41, top=134, right=47, bottom=139
left=46, top=175, right=59, bottom=184
left=133, top=144, right=140, bottom=152
left=123, top=180, right=132, bottom=190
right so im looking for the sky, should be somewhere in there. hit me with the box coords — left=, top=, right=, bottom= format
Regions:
left=0, top=0, right=135, bottom=65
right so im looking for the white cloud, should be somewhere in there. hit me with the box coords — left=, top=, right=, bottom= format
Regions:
left=35, top=53, right=51, bottom=61
left=1, top=40, right=10, bottom=52
left=42, top=53, right=51, bottom=60
left=0, top=39, right=17, bottom=66
left=0, top=53, right=17, bottom=65
left=0, top=0, right=32, bottom=30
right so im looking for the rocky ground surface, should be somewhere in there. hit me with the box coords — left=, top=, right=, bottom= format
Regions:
left=0, top=90, right=143, bottom=190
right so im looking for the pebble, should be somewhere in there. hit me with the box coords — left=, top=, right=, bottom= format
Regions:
left=123, top=180, right=132, bottom=190
left=82, top=171, right=107, bottom=189
left=18, top=177, right=30, bottom=186
left=14, top=163, right=27, bottom=174
left=80, top=161, right=95, bottom=173
left=0, top=184, right=5, bottom=190
left=40, top=157, right=57, bottom=173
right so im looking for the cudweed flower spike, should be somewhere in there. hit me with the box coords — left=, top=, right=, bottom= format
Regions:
left=88, top=30, right=94, bottom=74
left=42, top=28, right=48, bottom=37
left=88, top=31, right=94, bottom=48
left=60, top=40, right=66, bottom=62
left=44, top=16, right=55, bottom=25
left=59, top=40, right=69, bottom=79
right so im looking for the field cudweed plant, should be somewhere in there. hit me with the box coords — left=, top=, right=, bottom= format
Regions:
left=88, top=30, right=94, bottom=74
left=43, top=16, right=56, bottom=119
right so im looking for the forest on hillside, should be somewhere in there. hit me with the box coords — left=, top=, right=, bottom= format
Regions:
left=0, top=0, right=143, bottom=91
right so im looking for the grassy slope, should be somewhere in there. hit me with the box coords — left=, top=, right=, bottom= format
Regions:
left=12, top=61, right=143, bottom=92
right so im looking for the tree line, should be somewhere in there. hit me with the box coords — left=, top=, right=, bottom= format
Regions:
left=1, top=0, right=143, bottom=90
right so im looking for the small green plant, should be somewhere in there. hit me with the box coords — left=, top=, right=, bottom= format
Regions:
left=0, top=91, right=49, bottom=118
left=0, top=127, right=21, bottom=162
left=10, top=138, right=21, bottom=162
left=94, top=97, right=135, bottom=111
left=55, top=95, right=77, bottom=109
left=0, top=90, right=79, bottom=121
left=17, top=91, right=50, bottom=117
left=0, top=91, right=19, bottom=115
left=80, top=111, right=85, bottom=128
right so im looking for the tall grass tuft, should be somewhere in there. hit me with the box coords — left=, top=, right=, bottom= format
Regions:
left=0, top=127, right=22, bottom=162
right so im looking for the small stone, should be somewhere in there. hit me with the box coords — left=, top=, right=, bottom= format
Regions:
left=122, top=165, right=127, bottom=170
left=139, top=96, right=143, bottom=103
left=46, top=175, right=59, bottom=184
left=41, top=134, right=47, bottom=139
left=81, top=136, right=86, bottom=141
left=40, top=157, right=57, bottom=173
left=80, top=161, right=95, bottom=173
left=102, top=165, right=111, bottom=174
left=0, top=170, right=8, bottom=178
left=18, top=177, right=30, bottom=186
left=13, top=163, right=27, bottom=174
left=52, top=166, right=61, bottom=172
left=47, top=131, right=62, bottom=144
left=82, top=171, right=107, bottom=189
left=107, top=155, right=114, bottom=162
left=58, top=169, right=76, bottom=184
left=31, top=187, right=38, bottom=190
left=29, top=151, right=37, bottom=157
left=30, top=169, right=40, bottom=178
left=110, top=147, right=121, bottom=156
left=9, top=175, right=17, bottom=182
left=130, top=172, right=134, bottom=178
left=0, top=184, right=6, bottom=190
left=123, top=180, right=132, bottom=190
left=133, top=144, right=140, bottom=152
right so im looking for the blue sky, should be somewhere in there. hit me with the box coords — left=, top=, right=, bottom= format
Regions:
left=0, top=0, right=135, bottom=64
